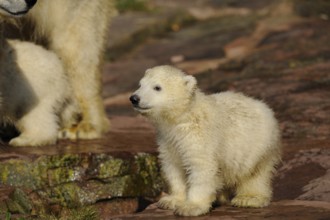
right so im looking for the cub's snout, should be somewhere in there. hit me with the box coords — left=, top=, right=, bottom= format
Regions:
left=129, top=94, right=140, bottom=106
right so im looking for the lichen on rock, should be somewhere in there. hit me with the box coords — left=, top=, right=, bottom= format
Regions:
left=0, top=151, right=163, bottom=217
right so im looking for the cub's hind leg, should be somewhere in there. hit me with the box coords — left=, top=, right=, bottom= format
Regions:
left=10, top=102, right=59, bottom=147
left=231, top=160, right=276, bottom=208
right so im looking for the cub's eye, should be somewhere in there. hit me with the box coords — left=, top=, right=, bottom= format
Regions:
left=154, top=85, right=162, bottom=91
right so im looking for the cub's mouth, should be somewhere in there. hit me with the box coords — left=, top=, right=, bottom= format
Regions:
left=129, top=94, right=152, bottom=113
left=133, top=105, right=152, bottom=113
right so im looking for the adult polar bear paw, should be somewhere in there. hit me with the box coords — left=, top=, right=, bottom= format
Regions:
left=231, top=195, right=270, bottom=208
left=174, top=201, right=211, bottom=217
left=75, top=121, right=108, bottom=139
left=157, top=195, right=184, bottom=210
left=59, top=120, right=110, bottom=140
left=58, top=127, right=78, bottom=140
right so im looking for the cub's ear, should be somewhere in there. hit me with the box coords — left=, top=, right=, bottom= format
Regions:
left=145, top=68, right=152, bottom=76
left=184, top=75, right=197, bottom=92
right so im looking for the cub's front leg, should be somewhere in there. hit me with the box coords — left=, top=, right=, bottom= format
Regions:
left=157, top=144, right=187, bottom=210
left=174, top=143, right=219, bottom=216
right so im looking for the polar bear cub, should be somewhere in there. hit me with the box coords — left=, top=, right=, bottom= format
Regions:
left=0, top=37, right=80, bottom=147
left=130, top=65, right=281, bottom=216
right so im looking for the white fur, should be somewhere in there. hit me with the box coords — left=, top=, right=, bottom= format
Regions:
left=0, top=16, right=80, bottom=146
left=132, top=65, right=281, bottom=216
left=1, top=0, right=116, bottom=138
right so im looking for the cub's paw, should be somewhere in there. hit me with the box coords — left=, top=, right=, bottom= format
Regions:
left=231, top=195, right=270, bottom=208
left=9, top=136, right=56, bottom=147
left=157, top=195, right=184, bottom=210
left=174, top=201, right=211, bottom=217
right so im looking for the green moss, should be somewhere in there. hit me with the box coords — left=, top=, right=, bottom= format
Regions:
left=98, top=158, right=130, bottom=179
left=63, top=206, right=99, bottom=220
left=47, top=168, right=80, bottom=186
left=115, top=0, right=150, bottom=13
left=109, top=176, right=135, bottom=197
left=37, top=206, right=99, bottom=220
left=0, top=201, right=7, bottom=214
left=10, top=189, right=32, bottom=214
left=0, top=161, right=38, bottom=189
left=132, top=154, right=164, bottom=196
left=44, top=155, right=82, bottom=169
left=135, top=153, right=160, bottom=176
left=48, top=183, right=83, bottom=208
left=0, top=153, right=163, bottom=217
left=88, top=154, right=131, bottom=179
left=0, top=155, right=86, bottom=190
left=0, top=189, right=34, bottom=218
left=1, top=166, right=9, bottom=183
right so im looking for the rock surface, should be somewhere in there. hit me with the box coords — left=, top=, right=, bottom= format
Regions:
left=111, top=200, right=330, bottom=220
left=0, top=116, right=162, bottom=218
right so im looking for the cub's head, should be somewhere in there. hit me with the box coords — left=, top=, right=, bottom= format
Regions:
left=0, top=0, right=36, bottom=17
left=130, top=65, right=197, bottom=116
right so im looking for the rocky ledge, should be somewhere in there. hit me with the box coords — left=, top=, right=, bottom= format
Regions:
left=0, top=117, right=163, bottom=219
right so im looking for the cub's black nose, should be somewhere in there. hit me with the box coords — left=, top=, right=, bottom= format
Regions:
left=25, top=0, right=37, bottom=8
left=129, top=95, right=140, bottom=106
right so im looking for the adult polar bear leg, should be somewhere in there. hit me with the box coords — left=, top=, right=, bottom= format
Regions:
left=231, top=158, right=275, bottom=208
left=48, top=0, right=111, bottom=139
left=174, top=143, right=219, bottom=217
left=157, top=145, right=187, bottom=210
left=29, top=0, right=114, bottom=138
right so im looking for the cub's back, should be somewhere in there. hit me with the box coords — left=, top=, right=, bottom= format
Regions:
left=208, top=91, right=280, bottom=174
left=211, top=91, right=276, bottom=123
left=7, top=40, right=69, bottom=97
left=210, top=91, right=279, bottom=150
